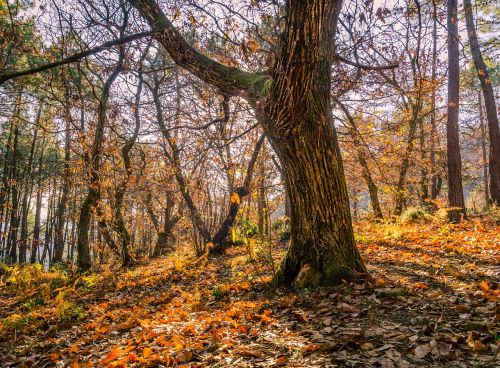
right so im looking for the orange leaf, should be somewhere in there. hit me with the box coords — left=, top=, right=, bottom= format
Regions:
left=143, top=347, right=153, bottom=358
left=276, top=356, right=288, bottom=366
left=100, top=347, right=122, bottom=365
left=479, top=281, right=490, bottom=292
left=237, top=325, right=248, bottom=334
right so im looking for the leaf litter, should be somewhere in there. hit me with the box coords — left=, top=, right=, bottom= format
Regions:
left=0, top=218, right=498, bottom=367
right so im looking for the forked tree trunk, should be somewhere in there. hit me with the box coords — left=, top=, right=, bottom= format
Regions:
left=131, top=0, right=366, bottom=287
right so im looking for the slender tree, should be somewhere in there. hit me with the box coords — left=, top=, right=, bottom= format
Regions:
left=463, top=0, right=500, bottom=206
left=446, top=0, right=466, bottom=222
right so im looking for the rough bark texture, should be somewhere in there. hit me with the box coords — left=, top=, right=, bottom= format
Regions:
left=131, top=0, right=366, bottom=287
left=446, top=0, right=466, bottom=223
left=463, top=0, right=500, bottom=206
left=264, top=0, right=366, bottom=286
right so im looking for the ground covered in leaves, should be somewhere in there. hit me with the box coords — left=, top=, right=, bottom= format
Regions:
left=1, top=218, right=499, bottom=367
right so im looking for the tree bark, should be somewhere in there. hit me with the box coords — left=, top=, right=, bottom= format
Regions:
left=131, top=0, right=366, bottom=286
left=463, top=0, right=500, bottom=206
left=7, top=126, right=19, bottom=263
left=19, top=122, right=39, bottom=264
left=53, top=106, right=72, bottom=262
left=76, top=41, right=125, bottom=271
left=30, top=155, right=44, bottom=263
left=430, top=0, right=440, bottom=201
left=446, top=0, right=466, bottom=222
left=479, top=92, right=490, bottom=206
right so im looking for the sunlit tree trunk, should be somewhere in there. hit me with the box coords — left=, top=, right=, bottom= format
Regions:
left=478, top=92, right=490, bottom=206
left=430, top=0, right=441, bottom=201
left=463, top=0, right=500, bottom=206
left=30, top=154, right=43, bottom=264
left=132, top=0, right=366, bottom=287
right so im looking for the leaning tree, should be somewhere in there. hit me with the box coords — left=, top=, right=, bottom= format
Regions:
left=130, top=0, right=366, bottom=287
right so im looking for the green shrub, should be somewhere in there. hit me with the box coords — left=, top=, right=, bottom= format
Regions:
left=402, top=207, right=425, bottom=223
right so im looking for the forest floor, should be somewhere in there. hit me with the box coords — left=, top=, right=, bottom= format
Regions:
left=0, top=217, right=499, bottom=367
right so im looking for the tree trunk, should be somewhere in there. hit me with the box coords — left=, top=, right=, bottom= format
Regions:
left=463, top=0, right=500, bottom=206
left=446, top=0, right=466, bottom=222
left=335, top=99, right=383, bottom=219
left=7, top=126, right=19, bottom=263
left=479, top=92, right=490, bottom=206
left=152, top=192, right=180, bottom=257
left=19, top=125, right=38, bottom=263
left=0, top=117, right=15, bottom=251
left=430, top=0, right=440, bottom=201
left=76, top=41, right=125, bottom=272
left=30, top=155, right=43, bottom=263
left=131, top=0, right=366, bottom=287
left=211, top=134, right=265, bottom=252
left=53, top=118, right=71, bottom=262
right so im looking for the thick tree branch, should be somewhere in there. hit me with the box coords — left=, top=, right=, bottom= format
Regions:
left=0, top=31, right=152, bottom=85
left=129, top=0, right=267, bottom=97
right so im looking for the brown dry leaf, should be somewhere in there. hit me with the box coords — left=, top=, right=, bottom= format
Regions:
left=275, top=355, right=288, bottom=366
left=414, top=343, right=431, bottom=359
left=233, top=347, right=262, bottom=358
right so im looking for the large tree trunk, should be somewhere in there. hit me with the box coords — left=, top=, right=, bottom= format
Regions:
left=131, top=0, right=366, bottom=287
left=270, top=116, right=365, bottom=287
left=463, top=0, right=500, bottom=206
left=446, top=0, right=466, bottom=222
left=265, top=1, right=365, bottom=287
